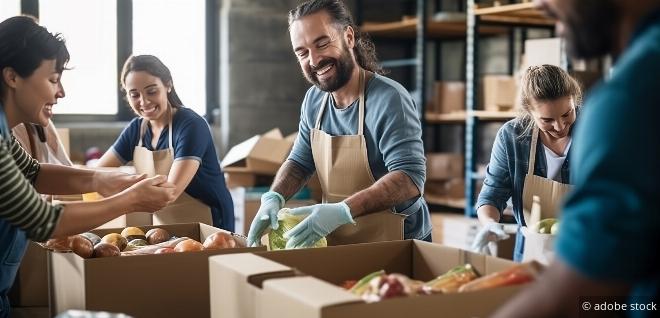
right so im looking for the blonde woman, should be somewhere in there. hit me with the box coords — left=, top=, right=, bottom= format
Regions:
left=472, top=65, right=582, bottom=262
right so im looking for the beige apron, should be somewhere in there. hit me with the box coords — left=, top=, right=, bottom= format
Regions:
left=311, top=69, right=404, bottom=246
left=133, top=112, right=213, bottom=225
left=521, top=127, right=573, bottom=263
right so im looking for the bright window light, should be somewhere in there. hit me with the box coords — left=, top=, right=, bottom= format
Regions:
left=0, top=1, right=21, bottom=22
left=132, top=0, right=206, bottom=116
left=39, top=0, right=118, bottom=115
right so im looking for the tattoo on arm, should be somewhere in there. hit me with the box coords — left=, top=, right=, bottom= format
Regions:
left=345, top=171, right=420, bottom=217
left=271, top=160, right=312, bottom=200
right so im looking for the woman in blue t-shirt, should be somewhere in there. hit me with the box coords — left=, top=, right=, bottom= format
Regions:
left=97, top=55, right=234, bottom=231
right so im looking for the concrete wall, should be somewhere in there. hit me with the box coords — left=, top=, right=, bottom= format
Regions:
left=220, top=0, right=310, bottom=153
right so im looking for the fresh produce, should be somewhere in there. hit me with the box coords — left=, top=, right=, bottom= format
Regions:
left=530, top=218, right=558, bottom=234
left=44, top=236, right=72, bottom=251
left=120, top=237, right=189, bottom=256
left=93, top=243, right=121, bottom=258
left=174, top=239, right=204, bottom=252
left=458, top=262, right=541, bottom=293
left=121, top=227, right=146, bottom=241
left=80, top=232, right=101, bottom=246
left=124, top=239, right=149, bottom=251
left=101, top=233, right=128, bottom=251
left=70, top=235, right=94, bottom=258
left=203, top=231, right=236, bottom=250
left=154, top=247, right=175, bottom=254
left=145, top=228, right=171, bottom=245
left=348, top=270, right=428, bottom=303
left=550, top=222, right=559, bottom=235
left=268, top=208, right=328, bottom=250
left=423, top=264, right=479, bottom=293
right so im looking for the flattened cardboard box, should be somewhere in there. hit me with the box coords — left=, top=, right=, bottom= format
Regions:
left=221, top=128, right=295, bottom=175
left=209, top=240, right=527, bottom=318
left=49, top=223, right=263, bottom=318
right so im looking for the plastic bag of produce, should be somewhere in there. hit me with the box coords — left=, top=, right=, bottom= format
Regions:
left=268, top=208, right=328, bottom=250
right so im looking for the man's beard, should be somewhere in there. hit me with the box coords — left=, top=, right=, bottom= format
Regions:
left=560, top=0, right=621, bottom=59
left=303, top=44, right=355, bottom=92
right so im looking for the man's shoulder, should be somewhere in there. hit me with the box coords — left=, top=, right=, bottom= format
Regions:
left=368, top=74, right=411, bottom=99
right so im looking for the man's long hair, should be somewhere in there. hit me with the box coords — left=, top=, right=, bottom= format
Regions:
left=288, top=0, right=384, bottom=75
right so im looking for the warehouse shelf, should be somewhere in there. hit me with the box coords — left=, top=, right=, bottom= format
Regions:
left=425, top=110, right=517, bottom=124
left=361, top=16, right=506, bottom=39
left=474, top=2, right=554, bottom=27
left=471, top=110, right=517, bottom=120
left=425, top=111, right=467, bottom=123
left=424, top=193, right=466, bottom=209
left=463, top=0, right=557, bottom=217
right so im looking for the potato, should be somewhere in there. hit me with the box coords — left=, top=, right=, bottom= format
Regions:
left=93, top=243, right=120, bottom=258
left=71, top=235, right=94, bottom=258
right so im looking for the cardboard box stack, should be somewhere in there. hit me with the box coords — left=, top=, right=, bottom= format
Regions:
left=48, top=223, right=262, bottom=318
left=221, top=128, right=295, bottom=188
left=430, top=81, right=465, bottom=114
left=209, top=240, right=534, bottom=318
left=482, top=75, right=517, bottom=111
left=424, top=153, right=465, bottom=205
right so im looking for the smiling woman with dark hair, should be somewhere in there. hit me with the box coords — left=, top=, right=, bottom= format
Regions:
left=0, top=16, right=175, bottom=317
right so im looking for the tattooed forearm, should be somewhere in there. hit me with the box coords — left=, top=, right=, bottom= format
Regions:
left=271, top=160, right=313, bottom=200
left=344, top=170, right=420, bottom=217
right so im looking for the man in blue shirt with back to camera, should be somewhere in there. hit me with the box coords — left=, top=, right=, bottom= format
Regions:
left=246, top=0, right=431, bottom=248
left=494, top=0, right=660, bottom=317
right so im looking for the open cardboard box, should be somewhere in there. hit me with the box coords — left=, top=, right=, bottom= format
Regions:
left=221, top=128, right=295, bottom=175
left=49, top=223, right=263, bottom=318
left=209, top=240, right=531, bottom=318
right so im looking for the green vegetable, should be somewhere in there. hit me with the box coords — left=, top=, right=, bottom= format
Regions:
left=349, top=270, right=385, bottom=296
left=268, top=208, right=328, bottom=250
left=424, top=264, right=479, bottom=293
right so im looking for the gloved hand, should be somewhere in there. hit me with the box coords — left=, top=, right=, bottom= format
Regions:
left=284, top=202, right=355, bottom=249
left=247, top=191, right=285, bottom=247
left=471, top=223, right=510, bottom=255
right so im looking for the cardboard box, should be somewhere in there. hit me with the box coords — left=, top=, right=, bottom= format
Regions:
left=224, top=171, right=275, bottom=188
left=431, top=81, right=465, bottom=114
left=209, top=240, right=527, bottom=318
left=482, top=75, right=517, bottom=111
left=426, top=153, right=464, bottom=181
left=49, top=223, right=262, bottom=318
left=425, top=178, right=465, bottom=198
left=9, top=242, right=49, bottom=307
left=524, top=37, right=563, bottom=68
left=221, top=128, right=294, bottom=175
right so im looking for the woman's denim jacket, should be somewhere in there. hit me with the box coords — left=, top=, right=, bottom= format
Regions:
left=476, top=119, right=573, bottom=261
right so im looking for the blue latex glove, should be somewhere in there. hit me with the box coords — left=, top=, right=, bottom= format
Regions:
left=246, top=191, right=285, bottom=247
left=283, top=202, right=355, bottom=249
left=471, top=223, right=510, bottom=255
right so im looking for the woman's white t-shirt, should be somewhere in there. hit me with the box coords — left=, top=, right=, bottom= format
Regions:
left=544, top=138, right=572, bottom=182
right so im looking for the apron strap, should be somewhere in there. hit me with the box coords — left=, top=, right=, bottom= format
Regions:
left=314, top=93, right=329, bottom=130
left=137, top=118, right=148, bottom=147
left=313, top=69, right=367, bottom=136
left=357, top=69, right=365, bottom=136
left=137, top=108, right=174, bottom=151
left=528, top=127, right=539, bottom=175
left=167, top=108, right=174, bottom=151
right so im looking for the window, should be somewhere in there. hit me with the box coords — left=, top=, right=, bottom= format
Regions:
left=132, top=0, right=206, bottom=116
left=0, top=1, right=21, bottom=22
left=39, top=0, right=118, bottom=115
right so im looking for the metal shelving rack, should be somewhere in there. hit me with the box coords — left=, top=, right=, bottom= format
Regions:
left=359, top=1, right=511, bottom=210
left=464, top=1, right=556, bottom=216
